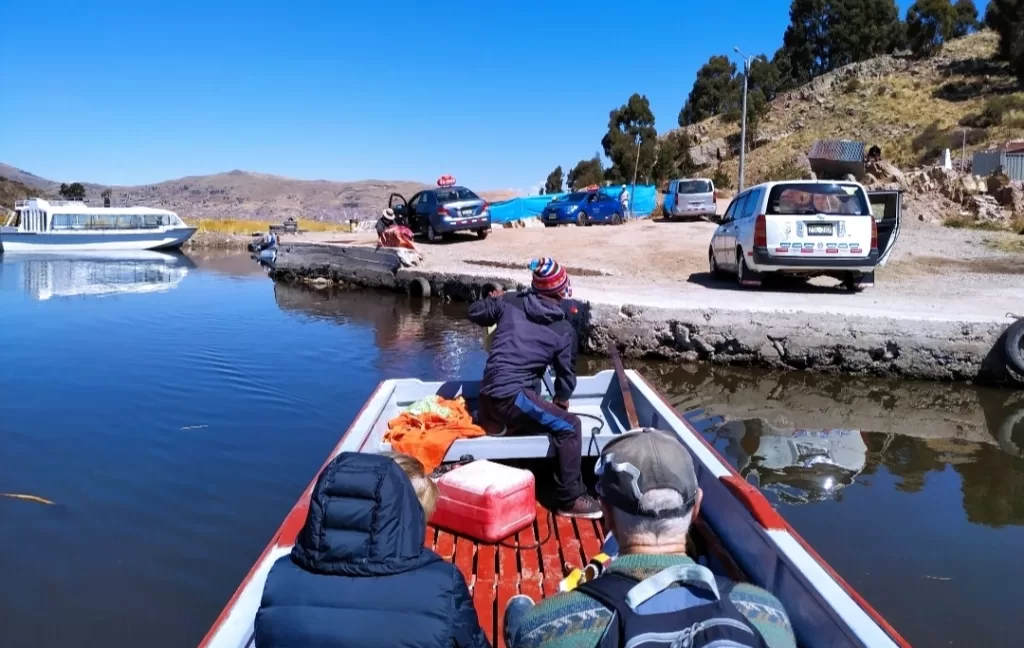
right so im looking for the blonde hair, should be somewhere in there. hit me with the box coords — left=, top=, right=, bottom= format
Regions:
left=383, top=452, right=438, bottom=519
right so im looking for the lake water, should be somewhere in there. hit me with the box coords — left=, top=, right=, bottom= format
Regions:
left=1, top=251, right=1021, bottom=647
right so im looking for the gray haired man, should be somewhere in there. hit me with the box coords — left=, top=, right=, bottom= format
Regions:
left=503, top=428, right=797, bottom=648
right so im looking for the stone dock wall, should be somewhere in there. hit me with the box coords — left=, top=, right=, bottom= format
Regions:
left=269, top=242, right=1020, bottom=386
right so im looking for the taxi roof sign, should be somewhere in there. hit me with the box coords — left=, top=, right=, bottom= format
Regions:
left=437, top=175, right=456, bottom=188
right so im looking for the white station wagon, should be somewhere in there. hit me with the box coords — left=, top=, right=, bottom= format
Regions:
left=708, top=180, right=902, bottom=291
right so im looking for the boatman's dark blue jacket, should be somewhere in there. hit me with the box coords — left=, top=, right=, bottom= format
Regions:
left=254, top=452, right=491, bottom=648
left=468, top=291, right=578, bottom=402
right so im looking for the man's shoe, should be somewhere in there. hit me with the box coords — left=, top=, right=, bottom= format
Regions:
left=557, top=494, right=603, bottom=519
left=503, top=594, right=535, bottom=647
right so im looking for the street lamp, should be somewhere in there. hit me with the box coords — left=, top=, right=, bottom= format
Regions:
left=630, top=133, right=641, bottom=218
left=734, top=47, right=766, bottom=192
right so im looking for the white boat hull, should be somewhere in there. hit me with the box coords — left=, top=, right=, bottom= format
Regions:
left=0, top=227, right=197, bottom=253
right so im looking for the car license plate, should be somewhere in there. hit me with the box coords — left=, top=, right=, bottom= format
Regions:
left=548, top=214, right=557, bottom=220
left=807, top=223, right=833, bottom=236
left=461, top=208, right=474, bottom=217
left=689, top=202, right=702, bottom=208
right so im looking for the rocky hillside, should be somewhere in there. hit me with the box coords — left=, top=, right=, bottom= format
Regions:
left=687, top=31, right=1021, bottom=188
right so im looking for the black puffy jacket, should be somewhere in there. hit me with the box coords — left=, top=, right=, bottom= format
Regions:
left=254, top=452, right=491, bottom=648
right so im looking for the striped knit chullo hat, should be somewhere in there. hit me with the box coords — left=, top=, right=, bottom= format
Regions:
left=529, top=257, right=572, bottom=299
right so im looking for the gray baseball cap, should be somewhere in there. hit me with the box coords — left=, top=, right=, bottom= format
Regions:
left=595, top=428, right=698, bottom=518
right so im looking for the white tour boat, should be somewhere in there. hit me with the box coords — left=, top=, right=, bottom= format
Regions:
left=0, top=198, right=196, bottom=252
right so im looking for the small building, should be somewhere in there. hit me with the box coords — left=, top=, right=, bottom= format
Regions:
left=972, top=142, right=1024, bottom=181
left=808, top=139, right=866, bottom=180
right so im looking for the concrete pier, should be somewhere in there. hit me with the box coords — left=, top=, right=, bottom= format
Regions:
left=270, top=241, right=1021, bottom=385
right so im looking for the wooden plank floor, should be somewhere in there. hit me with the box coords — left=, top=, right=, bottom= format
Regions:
left=425, top=502, right=605, bottom=648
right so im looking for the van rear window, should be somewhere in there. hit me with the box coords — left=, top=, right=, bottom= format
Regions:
left=766, top=183, right=869, bottom=216
left=678, top=180, right=712, bottom=194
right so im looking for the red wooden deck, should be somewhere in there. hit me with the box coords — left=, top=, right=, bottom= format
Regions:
left=425, top=501, right=604, bottom=648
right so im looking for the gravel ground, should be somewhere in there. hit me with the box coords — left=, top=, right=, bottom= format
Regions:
left=290, top=217, right=1024, bottom=322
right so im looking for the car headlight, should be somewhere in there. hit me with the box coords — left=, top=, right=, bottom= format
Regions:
left=566, top=205, right=578, bottom=213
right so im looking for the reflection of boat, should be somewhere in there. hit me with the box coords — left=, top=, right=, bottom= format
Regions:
left=201, top=371, right=907, bottom=648
left=9, top=251, right=194, bottom=301
left=1, top=198, right=196, bottom=252
left=713, top=419, right=867, bottom=504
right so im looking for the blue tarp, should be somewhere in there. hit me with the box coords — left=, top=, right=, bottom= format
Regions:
left=489, top=185, right=658, bottom=225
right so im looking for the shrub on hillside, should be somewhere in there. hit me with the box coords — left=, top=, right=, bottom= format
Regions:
left=711, top=166, right=732, bottom=190
left=912, top=120, right=987, bottom=164
left=960, top=94, right=1024, bottom=127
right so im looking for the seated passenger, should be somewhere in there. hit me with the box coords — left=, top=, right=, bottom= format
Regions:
left=503, top=429, right=796, bottom=648
left=468, top=257, right=600, bottom=520
left=254, top=452, right=490, bottom=648
left=382, top=450, right=438, bottom=517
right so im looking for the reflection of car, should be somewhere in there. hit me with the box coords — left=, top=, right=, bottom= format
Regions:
left=388, top=181, right=491, bottom=243
left=662, top=177, right=718, bottom=221
left=540, top=190, right=624, bottom=227
left=708, top=180, right=901, bottom=291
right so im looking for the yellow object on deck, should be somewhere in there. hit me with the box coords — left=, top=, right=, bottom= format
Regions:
left=558, top=552, right=612, bottom=592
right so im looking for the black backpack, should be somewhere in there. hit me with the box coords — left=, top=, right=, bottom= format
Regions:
left=575, top=564, right=769, bottom=648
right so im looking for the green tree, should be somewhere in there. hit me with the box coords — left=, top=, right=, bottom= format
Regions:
left=101, top=188, right=112, bottom=207
left=907, top=0, right=957, bottom=58
left=679, top=56, right=738, bottom=126
left=601, top=93, right=658, bottom=184
left=723, top=57, right=779, bottom=142
left=567, top=156, right=605, bottom=190
left=650, top=130, right=697, bottom=185
left=543, top=166, right=564, bottom=194
left=952, top=0, right=980, bottom=36
left=779, top=0, right=904, bottom=85
left=59, top=182, right=86, bottom=201
left=986, top=0, right=1024, bottom=83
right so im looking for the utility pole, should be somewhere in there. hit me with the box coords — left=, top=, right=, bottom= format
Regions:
left=734, top=48, right=765, bottom=192
left=961, top=129, right=967, bottom=176
left=630, top=133, right=641, bottom=218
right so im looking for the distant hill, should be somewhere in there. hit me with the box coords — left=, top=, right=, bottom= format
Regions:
left=686, top=31, right=1022, bottom=185
left=0, top=175, right=55, bottom=214
left=0, top=163, right=435, bottom=222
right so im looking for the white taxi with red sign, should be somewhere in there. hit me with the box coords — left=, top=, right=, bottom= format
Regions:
left=708, top=180, right=901, bottom=291
left=386, top=175, right=492, bottom=243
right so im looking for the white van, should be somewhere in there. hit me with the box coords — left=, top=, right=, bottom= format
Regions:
left=708, top=181, right=901, bottom=291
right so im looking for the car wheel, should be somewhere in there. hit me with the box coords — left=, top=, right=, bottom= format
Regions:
left=576, top=211, right=588, bottom=227
left=612, top=212, right=623, bottom=225
left=736, top=249, right=756, bottom=288
left=477, top=229, right=489, bottom=239
left=709, top=247, right=724, bottom=278
left=427, top=224, right=440, bottom=243
left=842, top=272, right=871, bottom=292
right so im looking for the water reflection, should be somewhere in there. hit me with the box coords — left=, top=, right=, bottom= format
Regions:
left=713, top=420, right=867, bottom=504
left=1, top=251, right=194, bottom=301
left=271, top=282, right=482, bottom=378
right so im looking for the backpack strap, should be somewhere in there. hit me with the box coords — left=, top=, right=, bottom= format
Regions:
left=576, top=565, right=736, bottom=648
left=576, top=572, right=638, bottom=648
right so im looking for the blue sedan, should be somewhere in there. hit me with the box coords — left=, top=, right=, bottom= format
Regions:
left=540, top=191, right=625, bottom=227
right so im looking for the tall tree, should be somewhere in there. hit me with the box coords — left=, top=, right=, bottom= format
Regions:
left=952, top=0, right=980, bottom=36
left=679, top=56, right=739, bottom=126
left=723, top=57, right=780, bottom=141
left=101, top=188, right=112, bottom=207
left=907, top=0, right=957, bottom=57
left=650, top=130, right=697, bottom=185
left=567, top=156, right=605, bottom=190
left=985, top=0, right=1024, bottom=76
left=543, top=166, right=564, bottom=194
left=601, top=93, right=658, bottom=184
left=780, top=0, right=904, bottom=85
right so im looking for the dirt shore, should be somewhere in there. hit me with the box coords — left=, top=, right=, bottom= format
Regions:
left=289, top=218, right=1024, bottom=322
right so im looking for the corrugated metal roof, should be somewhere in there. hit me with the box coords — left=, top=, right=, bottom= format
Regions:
left=808, top=139, right=865, bottom=163
left=980, top=141, right=1024, bottom=154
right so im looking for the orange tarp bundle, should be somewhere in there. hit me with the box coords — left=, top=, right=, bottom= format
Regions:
left=384, top=396, right=485, bottom=473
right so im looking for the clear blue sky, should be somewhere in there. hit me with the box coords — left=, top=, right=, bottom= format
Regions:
left=0, top=0, right=914, bottom=191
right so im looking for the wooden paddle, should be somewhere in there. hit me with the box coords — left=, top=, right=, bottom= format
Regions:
left=608, top=342, right=640, bottom=430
